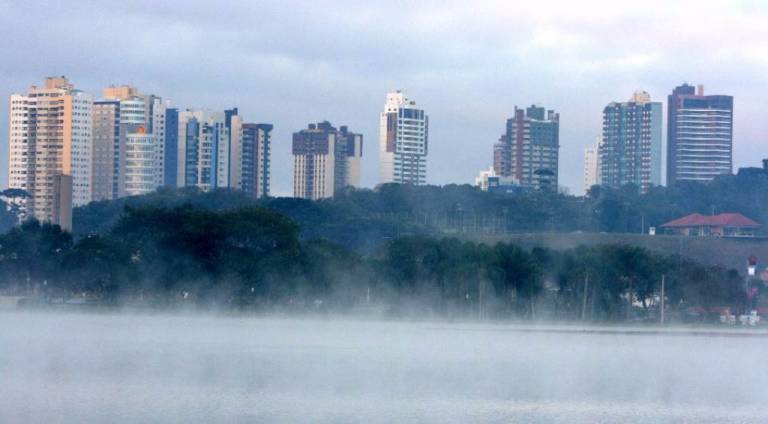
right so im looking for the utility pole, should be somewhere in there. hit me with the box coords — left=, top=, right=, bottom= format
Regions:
left=478, top=280, right=484, bottom=320
left=660, top=274, right=665, bottom=324
left=626, top=279, right=633, bottom=322
left=581, top=274, right=589, bottom=321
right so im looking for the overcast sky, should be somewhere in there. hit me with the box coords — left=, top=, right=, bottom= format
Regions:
left=1, top=0, right=767, bottom=196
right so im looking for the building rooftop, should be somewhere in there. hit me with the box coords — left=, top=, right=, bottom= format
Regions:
left=660, top=213, right=759, bottom=229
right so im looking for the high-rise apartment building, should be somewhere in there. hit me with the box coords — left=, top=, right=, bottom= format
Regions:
left=163, top=108, right=179, bottom=187
left=493, top=105, right=559, bottom=191
left=227, top=110, right=243, bottom=191
left=91, top=100, right=120, bottom=201
left=222, top=108, right=242, bottom=191
left=123, top=127, right=161, bottom=196
left=148, top=97, right=168, bottom=191
left=598, top=91, right=662, bottom=192
left=8, top=77, right=92, bottom=230
left=92, top=86, right=168, bottom=199
left=176, top=109, right=272, bottom=195
left=667, top=84, right=733, bottom=185
left=293, top=121, right=363, bottom=200
left=583, top=136, right=601, bottom=194
left=178, top=110, right=230, bottom=191
left=240, top=123, right=273, bottom=198
left=379, top=91, right=428, bottom=185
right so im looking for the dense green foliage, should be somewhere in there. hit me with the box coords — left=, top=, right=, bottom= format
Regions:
left=0, top=206, right=752, bottom=321
left=4, top=173, right=765, bottom=320
left=0, top=190, right=22, bottom=233
left=73, top=170, right=768, bottom=255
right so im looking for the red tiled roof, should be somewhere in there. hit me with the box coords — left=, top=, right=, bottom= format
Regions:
left=660, top=213, right=760, bottom=228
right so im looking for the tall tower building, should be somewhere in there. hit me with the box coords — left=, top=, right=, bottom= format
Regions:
left=8, top=77, right=92, bottom=230
left=178, top=110, right=230, bottom=191
left=293, top=121, right=363, bottom=200
left=227, top=110, right=243, bottom=191
left=163, top=108, right=179, bottom=188
left=583, top=136, right=601, bottom=194
left=667, top=83, right=733, bottom=185
left=493, top=105, right=559, bottom=191
left=223, top=108, right=273, bottom=198
left=148, top=97, right=168, bottom=191
left=379, top=91, right=428, bottom=185
left=123, top=125, right=161, bottom=196
left=240, top=123, right=273, bottom=198
left=599, top=91, right=662, bottom=192
left=93, top=86, right=168, bottom=199
left=91, top=100, right=121, bottom=201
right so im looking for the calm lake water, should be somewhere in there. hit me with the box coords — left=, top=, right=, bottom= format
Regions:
left=1, top=311, right=767, bottom=423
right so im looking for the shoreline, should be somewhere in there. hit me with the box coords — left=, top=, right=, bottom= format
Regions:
left=5, top=306, right=768, bottom=337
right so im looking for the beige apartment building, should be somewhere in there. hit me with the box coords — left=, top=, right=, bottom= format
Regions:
left=8, top=77, right=92, bottom=230
left=293, top=121, right=362, bottom=200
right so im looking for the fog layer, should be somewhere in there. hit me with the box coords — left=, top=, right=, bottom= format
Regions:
left=1, top=312, right=766, bottom=423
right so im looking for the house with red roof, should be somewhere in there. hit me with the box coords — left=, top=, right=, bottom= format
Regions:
left=659, top=213, right=760, bottom=237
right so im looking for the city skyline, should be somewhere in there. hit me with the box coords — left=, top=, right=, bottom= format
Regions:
left=1, top=1, right=767, bottom=196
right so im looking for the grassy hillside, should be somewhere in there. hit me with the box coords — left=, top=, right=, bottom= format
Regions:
left=465, top=232, right=768, bottom=273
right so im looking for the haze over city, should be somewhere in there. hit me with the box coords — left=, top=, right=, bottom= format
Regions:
left=6, top=2, right=768, bottom=423
left=1, top=0, right=767, bottom=195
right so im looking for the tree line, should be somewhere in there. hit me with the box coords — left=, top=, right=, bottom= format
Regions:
left=0, top=205, right=750, bottom=321
left=67, top=169, right=768, bottom=255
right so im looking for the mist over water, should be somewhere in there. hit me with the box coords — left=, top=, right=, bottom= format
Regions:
left=1, top=312, right=767, bottom=423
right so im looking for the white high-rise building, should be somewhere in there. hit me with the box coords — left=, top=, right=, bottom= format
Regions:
left=228, top=114, right=244, bottom=190
left=120, top=96, right=152, bottom=197
left=150, top=98, right=169, bottom=191
left=177, top=110, right=230, bottom=191
left=8, top=77, right=92, bottom=230
left=93, top=86, right=168, bottom=198
left=583, top=137, right=601, bottom=194
left=379, top=90, right=428, bottom=185
left=124, top=128, right=160, bottom=196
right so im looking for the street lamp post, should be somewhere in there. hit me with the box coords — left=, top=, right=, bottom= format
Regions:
left=746, top=255, right=758, bottom=315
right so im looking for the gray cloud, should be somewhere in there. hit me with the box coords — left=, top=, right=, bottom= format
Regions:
left=1, top=0, right=767, bottom=196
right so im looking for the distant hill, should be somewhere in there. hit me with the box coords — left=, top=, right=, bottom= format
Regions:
left=71, top=170, right=768, bottom=261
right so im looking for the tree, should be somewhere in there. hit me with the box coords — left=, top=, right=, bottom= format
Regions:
left=489, top=243, right=542, bottom=317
